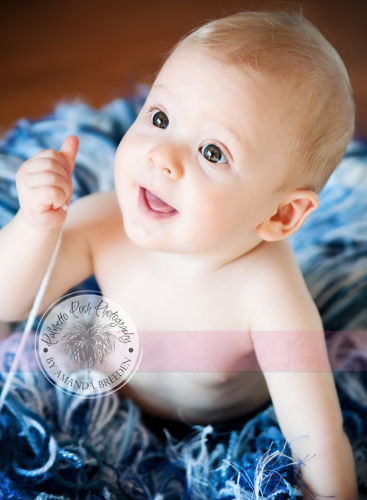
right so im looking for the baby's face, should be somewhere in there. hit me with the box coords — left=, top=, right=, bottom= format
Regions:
left=114, top=44, right=294, bottom=257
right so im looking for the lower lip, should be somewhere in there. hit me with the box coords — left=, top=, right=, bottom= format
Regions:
left=138, top=187, right=178, bottom=220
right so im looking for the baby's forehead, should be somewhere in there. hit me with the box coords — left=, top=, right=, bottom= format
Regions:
left=155, top=44, right=297, bottom=123
left=162, top=44, right=239, bottom=75
left=160, top=43, right=297, bottom=98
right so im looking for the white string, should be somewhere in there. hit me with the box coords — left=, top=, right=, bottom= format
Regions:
left=0, top=229, right=63, bottom=413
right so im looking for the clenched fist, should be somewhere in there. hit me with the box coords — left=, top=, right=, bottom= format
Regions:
left=15, top=135, right=79, bottom=233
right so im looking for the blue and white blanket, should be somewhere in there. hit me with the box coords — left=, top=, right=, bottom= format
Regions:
left=0, top=98, right=366, bottom=499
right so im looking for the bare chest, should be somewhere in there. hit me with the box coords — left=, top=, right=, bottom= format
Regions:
left=89, top=214, right=268, bottom=422
left=93, top=224, right=255, bottom=335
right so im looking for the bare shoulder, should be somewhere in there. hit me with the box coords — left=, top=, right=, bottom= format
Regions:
left=67, top=190, right=120, bottom=227
left=247, top=239, right=307, bottom=289
left=250, top=239, right=302, bottom=277
left=67, top=190, right=123, bottom=248
left=247, top=239, right=322, bottom=331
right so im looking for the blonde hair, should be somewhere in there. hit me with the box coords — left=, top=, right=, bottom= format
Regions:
left=173, top=10, right=355, bottom=193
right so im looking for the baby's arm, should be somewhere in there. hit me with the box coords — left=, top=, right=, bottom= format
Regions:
left=0, top=136, right=93, bottom=323
left=262, top=371, right=356, bottom=499
left=250, top=242, right=358, bottom=499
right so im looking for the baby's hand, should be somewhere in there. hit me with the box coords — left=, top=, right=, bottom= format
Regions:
left=16, top=135, right=79, bottom=234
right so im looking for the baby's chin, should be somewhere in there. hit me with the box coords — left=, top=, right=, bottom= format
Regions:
left=122, top=217, right=176, bottom=253
left=123, top=220, right=211, bottom=257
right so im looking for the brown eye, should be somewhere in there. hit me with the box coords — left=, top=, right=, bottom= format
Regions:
left=152, top=111, right=169, bottom=129
left=201, top=144, right=228, bottom=164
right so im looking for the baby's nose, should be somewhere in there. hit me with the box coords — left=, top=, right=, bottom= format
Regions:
left=147, top=142, right=184, bottom=179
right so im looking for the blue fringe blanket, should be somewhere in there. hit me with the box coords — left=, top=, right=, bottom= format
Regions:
left=0, top=98, right=367, bottom=499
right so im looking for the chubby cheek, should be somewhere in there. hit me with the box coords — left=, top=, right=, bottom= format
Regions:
left=114, top=135, right=137, bottom=198
left=113, top=152, right=125, bottom=213
left=184, top=187, right=242, bottom=245
left=114, top=135, right=131, bottom=175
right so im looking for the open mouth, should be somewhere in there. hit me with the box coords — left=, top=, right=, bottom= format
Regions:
left=139, top=187, right=178, bottom=218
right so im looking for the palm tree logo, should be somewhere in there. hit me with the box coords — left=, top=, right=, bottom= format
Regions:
left=61, top=319, right=117, bottom=377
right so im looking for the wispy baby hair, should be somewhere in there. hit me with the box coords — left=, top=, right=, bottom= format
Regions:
left=174, top=10, right=355, bottom=193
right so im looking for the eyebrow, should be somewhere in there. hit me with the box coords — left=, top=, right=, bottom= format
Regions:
left=151, top=83, right=173, bottom=96
left=212, top=119, right=242, bottom=145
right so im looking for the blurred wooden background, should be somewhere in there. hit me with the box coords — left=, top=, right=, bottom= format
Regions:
left=1, top=0, right=367, bottom=136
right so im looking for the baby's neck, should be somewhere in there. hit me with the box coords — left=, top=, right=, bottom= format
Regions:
left=146, top=239, right=264, bottom=281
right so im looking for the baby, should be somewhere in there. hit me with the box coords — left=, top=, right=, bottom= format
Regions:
left=0, top=10, right=358, bottom=499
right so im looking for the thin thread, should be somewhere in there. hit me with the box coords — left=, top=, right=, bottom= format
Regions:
left=0, top=230, right=63, bottom=413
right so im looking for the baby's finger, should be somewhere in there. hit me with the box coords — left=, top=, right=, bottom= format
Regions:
left=31, top=185, right=70, bottom=212
left=25, top=170, right=71, bottom=197
left=59, top=135, right=79, bottom=175
left=23, top=187, right=70, bottom=232
left=28, top=149, right=70, bottom=172
left=23, top=157, right=70, bottom=183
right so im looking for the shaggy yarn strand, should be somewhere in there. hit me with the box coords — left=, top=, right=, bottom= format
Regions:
left=0, top=229, right=63, bottom=413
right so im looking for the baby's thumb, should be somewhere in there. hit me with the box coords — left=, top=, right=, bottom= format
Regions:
left=59, top=135, right=79, bottom=174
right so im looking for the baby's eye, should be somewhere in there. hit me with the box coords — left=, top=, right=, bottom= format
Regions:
left=151, top=110, right=169, bottom=129
left=200, top=144, right=228, bottom=164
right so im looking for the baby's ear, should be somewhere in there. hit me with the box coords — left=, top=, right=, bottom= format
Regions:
left=256, top=189, right=319, bottom=241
